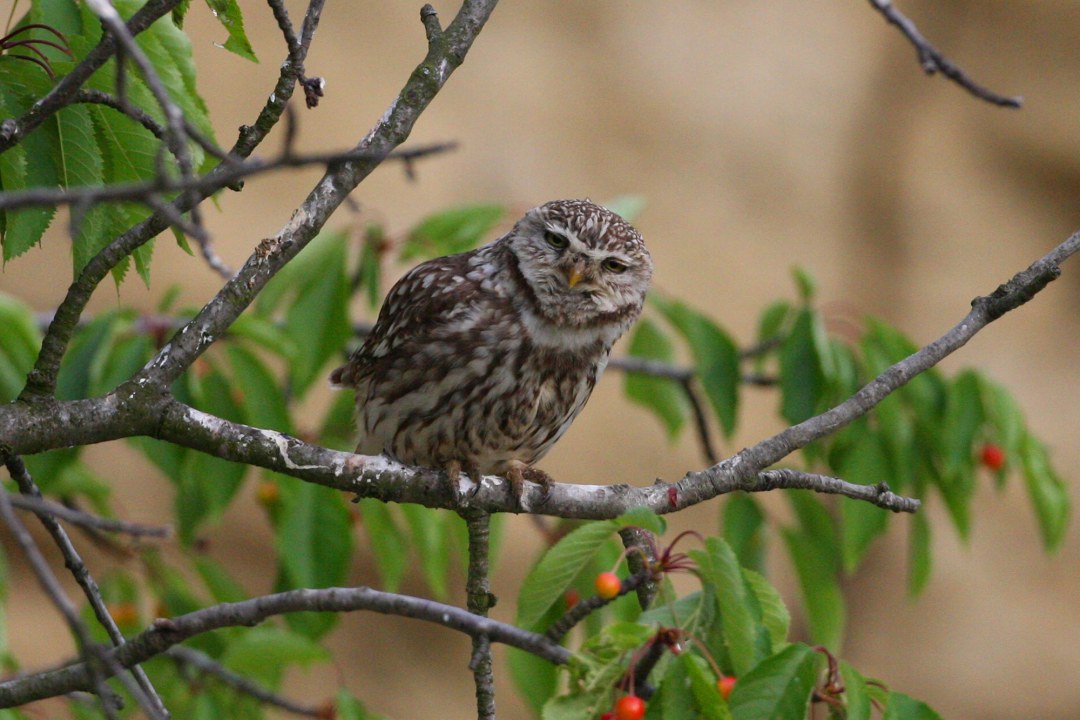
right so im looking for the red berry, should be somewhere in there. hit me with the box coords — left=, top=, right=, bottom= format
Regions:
left=615, top=695, right=646, bottom=720
left=594, top=571, right=622, bottom=600
left=564, top=589, right=580, bottom=609
left=600, top=714, right=615, bottom=720
left=717, top=675, right=736, bottom=700
left=980, top=443, right=1005, bottom=471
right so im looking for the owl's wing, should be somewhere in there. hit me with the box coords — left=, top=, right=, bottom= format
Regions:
left=329, top=249, right=499, bottom=388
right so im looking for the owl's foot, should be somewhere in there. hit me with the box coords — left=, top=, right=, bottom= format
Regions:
left=508, top=463, right=554, bottom=510
left=444, top=460, right=483, bottom=507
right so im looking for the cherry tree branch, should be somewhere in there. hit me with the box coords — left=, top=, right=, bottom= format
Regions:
left=868, top=0, right=1022, bottom=107
left=0, top=585, right=571, bottom=708
left=9, top=227, right=1073, bottom=520
left=1, top=455, right=169, bottom=717
left=20, top=0, right=327, bottom=400
left=4, top=491, right=169, bottom=538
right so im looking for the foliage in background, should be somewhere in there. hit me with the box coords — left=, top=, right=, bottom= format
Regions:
left=0, top=1, right=1070, bottom=718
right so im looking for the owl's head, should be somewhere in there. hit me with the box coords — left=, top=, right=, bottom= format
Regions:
left=508, top=199, right=653, bottom=328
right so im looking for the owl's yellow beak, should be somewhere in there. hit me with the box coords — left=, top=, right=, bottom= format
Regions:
left=566, top=263, right=585, bottom=288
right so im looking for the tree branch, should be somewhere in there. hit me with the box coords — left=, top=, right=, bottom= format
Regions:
left=0, top=585, right=571, bottom=708
left=464, top=511, right=497, bottom=720
left=4, top=491, right=169, bottom=538
left=868, top=0, right=1022, bottom=107
left=20, top=0, right=327, bottom=400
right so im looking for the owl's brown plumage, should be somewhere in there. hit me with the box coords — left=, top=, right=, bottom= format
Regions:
left=330, top=199, right=653, bottom=499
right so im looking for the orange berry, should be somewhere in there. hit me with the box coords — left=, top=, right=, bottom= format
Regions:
left=718, top=675, right=736, bottom=700
left=594, top=571, right=621, bottom=600
left=108, top=602, right=138, bottom=626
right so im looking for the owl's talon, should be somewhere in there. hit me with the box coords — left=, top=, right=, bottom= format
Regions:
left=522, top=467, right=554, bottom=506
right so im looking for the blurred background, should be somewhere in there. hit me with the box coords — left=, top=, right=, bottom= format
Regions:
left=2, top=1, right=1079, bottom=717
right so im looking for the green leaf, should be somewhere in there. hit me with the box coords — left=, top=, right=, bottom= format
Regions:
left=690, top=538, right=769, bottom=676
left=790, top=265, right=817, bottom=302
left=0, top=64, right=56, bottom=262
left=276, top=481, right=354, bottom=590
left=614, top=506, right=666, bottom=535
left=840, top=661, right=871, bottom=720
left=195, top=556, right=247, bottom=604
left=624, top=318, right=688, bottom=439
left=222, top=625, right=328, bottom=688
left=654, top=297, right=740, bottom=437
left=729, top=643, right=818, bottom=720
left=682, top=652, right=732, bottom=720
left=272, top=230, right=351, bottom=396
left=400, top=505, right=452, bottom=599
left=401, top=204, right=504, bottom=260
left=1019, top=434, right=1069, bottom=552
left=335, top=688, right=389, bottom=720
left=743, top=569, right=790, bottom=652
left=275, top=481, right=354, bottom=638
left=838, top=434, right=891, bottom=573
left=882, top=692, right=944, bottom=720
left=508, top=646, right=559, bottom=717
left=517, top=520, right=618, bottom=628
left=778, top=308, right=826, bottom=424
left=354, top=499, right=406, bottom=591
left=782, top=493, right=844, bottom=650
left=722, top=494, right=766, bottom=573
left=0, top=293, right=41, bottom=401
left=226, top=345, right=292, bottom=432
left=907, top=510, right=932, bottom=596
left=203, top=0, right=258, bottom=62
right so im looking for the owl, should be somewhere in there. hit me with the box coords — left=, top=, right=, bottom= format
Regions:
left=330, top=199, right=653, bottom=504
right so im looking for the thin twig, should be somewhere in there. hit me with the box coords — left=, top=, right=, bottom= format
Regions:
left=165, top=646, right=325, bottom=718
left=1, top=456, right=170, bottom=718
left=868, top=0, right=1022, bottom=107
left=0, top=143, right=459, bottom=211
left=0, top=457, right=125, bottom=718
left=680, top=377, right=718, bottom=465
left=4, top=491, right=170, bottom=538
left=545, top=570, right=652, bottom=643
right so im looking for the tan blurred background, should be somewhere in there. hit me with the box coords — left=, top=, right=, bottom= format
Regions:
left=2, top=1, right=1080, bottom=718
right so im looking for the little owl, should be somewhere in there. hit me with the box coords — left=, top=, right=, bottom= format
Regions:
left=330, top=199, right=653, bottom=503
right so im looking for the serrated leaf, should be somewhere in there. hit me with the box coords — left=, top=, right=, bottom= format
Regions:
left=690, top=538, right=769, bottom=676
left=655, top=297, right=740, bottom=437
left=276, top=481, right=354, bottom=590
left=400, top=504, right=452, bottom=599
left=1019, top=434, right=1069, bottom=552
left=401, top=204, right=504, bottom=260
left=0, top=293, right=42, bottom=400
left=782, top=526, right=844, bottom=651
left=684, top=652, right=733, bottom=720
left=202, top=0, right=257, bottom=62
left=226, top=345, right=291, bottom=432
left=728, top=643, right=818, bottom=720
left=624, top=317, right=688, bottom=439
left=779, top=308, right=825, bottom=424
left=722, top=494, right=765, bottom=573
left=882, top=692, right=944, bottom=720
left=743, top=568, right=790, bottom=652
left=517, top=520, right=618, bottom=628
left=838, top=435, right=891, bottom=573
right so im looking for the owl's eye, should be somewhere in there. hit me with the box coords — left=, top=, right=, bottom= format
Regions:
left=544, top=230, right=569, bottom=250
left=601, top=258, right=628, bottom=274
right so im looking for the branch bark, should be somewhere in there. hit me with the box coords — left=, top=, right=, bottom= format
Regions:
left=0, top=585, right=571, bottom=708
